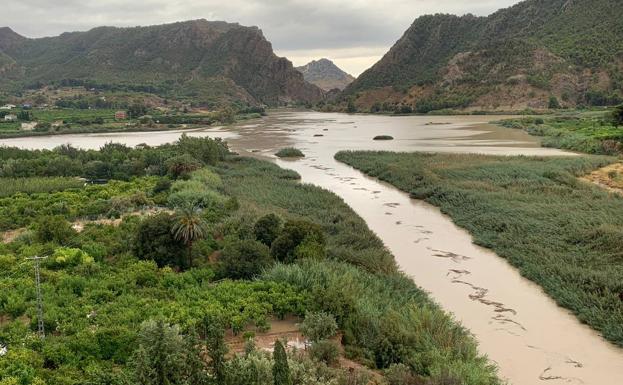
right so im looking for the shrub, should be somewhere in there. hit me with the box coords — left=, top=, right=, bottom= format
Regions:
left=299, top=311, right=338, bottom=343
left=275, top=148, right=304, bottom=158
left=134, top=213, right=186, bottom=268
left=219, top=239, right=273, bottom=279
left=308, top=340, right=339, bottom=366
left=34, top=216, right=77, bottom=244
left=270, top=220, right=325, bottom=263
left=611, top=104, right=623, bottom=127
left=384, top=364, right=419, bottom=385
left=165, top=154, right=202, bottom=179
left=373, top=135, right=394, bottom=141
left=254, top=214, right=283, bottom=246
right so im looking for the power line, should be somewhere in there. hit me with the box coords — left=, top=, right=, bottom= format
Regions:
left=26, top=256, right=48, bottom=339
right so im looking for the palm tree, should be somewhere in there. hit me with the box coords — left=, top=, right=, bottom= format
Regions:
left=171, top=206, right=207, bottom=268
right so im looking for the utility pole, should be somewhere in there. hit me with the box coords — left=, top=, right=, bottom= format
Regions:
left=26, top=256, right=48, bottom=339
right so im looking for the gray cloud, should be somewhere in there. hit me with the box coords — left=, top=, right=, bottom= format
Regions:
left=2, top=0, right=521, bottom=75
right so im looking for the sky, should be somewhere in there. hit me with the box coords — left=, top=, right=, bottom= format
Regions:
left=2, top=1, right=521, bottom=76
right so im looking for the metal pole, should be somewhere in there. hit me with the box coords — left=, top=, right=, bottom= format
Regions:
left=27, top=256, right=47, bottom=339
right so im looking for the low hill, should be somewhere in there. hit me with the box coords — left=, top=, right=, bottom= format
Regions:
left=0, top=20, right=324, bottom=107
left=343, top=0, right=623, bottom=112
left=296, top=58, right=355, bottom=91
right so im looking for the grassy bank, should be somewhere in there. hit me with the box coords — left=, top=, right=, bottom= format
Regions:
left=0, top=139, right=499, bottom=385
left=499, top=111, right=623, bottom=155
left=335, top=151, right=623, bottom=346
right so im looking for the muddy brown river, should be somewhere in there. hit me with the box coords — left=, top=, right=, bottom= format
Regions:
left=2, top=110, right=622, bottom=385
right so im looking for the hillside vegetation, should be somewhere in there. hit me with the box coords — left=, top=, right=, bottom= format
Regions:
left=0, top=20, right=324, bottom=107
left=341, top=0, right=623, bottom=113
left=336, top=151, right=623, bottom=346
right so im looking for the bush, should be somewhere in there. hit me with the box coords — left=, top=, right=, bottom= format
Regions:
left=134, top=213, right=186, bottom=268
left=373, top=135, right=394, bottom=141
left=34, top=216, right=77, bottom=244
left=254, top=214, right=283, bottom=246
left=165, top=154, right=202, bottom=179
left=611, top=104, right=623, bottom=127
left=385, top=364, right=419, bottom=385
left=308, top=340, right=339, bottom=365
left=270, top=220, right=325, bottom=263
left=299, top=311, right=338, bottom=343
left=275, top=148, right=304, bottom=158
left=219, top=239, right=273, bottom=279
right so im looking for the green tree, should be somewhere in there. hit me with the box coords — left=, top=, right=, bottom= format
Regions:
left=34, top=216, right=77, bottom=244
left=272, top=340, right=291, bottom=385
left=299, top=311, right=338, bottom=343
left=127, top=103, right=147, bottom=119
left=548, top=96, right=561, bottom=109
left=253, top=214, right=282, bottom=246
left=270, top=220, right=325, bottom=263
left=131, top=320, right=203, bottom=385
left=135, top=213, right=186, bottom=268
left=165, top=154, right=202, bottom=179
left=611, top=104, right=623, bottom=127
left=203, top=314, right=228, bottom=384
left=171, top=206, right=207, bottom=268
left=219, top=238, right=273, bottom=279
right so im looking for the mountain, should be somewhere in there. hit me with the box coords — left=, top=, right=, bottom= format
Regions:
left=343, top=0, right=623, bottom=112
left=296, top=59, right=355, bottom=91
left=0, top=20, right=324, bottom=107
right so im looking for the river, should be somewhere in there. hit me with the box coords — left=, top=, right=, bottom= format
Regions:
left=2, top=110, right=622, bottom=385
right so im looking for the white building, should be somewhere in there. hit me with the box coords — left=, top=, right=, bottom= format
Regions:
left=4, top=114, right=17, bottom=121
left=0, top=104, right=16, bottom=110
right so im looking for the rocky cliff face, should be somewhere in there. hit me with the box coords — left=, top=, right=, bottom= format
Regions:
left=0, top=20, right=324, bottom=107
left=296, top=59, right=355, bottom=91
left=344, top=0, right=623, bottom=112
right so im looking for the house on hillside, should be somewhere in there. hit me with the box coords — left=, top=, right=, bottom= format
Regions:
left=0, top=104, right=15, bottom=110
left=115, top=111, right=127, bottom=120
left=21, top=122, right=37, bottom=131
left=4, top=114, right=17, bottom=121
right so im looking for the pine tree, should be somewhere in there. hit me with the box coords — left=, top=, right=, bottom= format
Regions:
left=272, top=340, right=291, bottom=385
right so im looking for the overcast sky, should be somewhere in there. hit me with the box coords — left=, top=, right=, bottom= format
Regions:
left=2, top=0, right=521, bottom=76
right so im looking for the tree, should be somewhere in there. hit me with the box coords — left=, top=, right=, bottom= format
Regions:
left=135, top=213, right=186, bottom=268
left=611, top=104, right=623, bottom=127
left=131, top=320, right=205, bottom=385
left=270, top=220, right=325, bottom=263
left=272, top=340, right=291, bottom=385
left=165, top=154, right=202, bottom=179
left=127, top=103, right=147, bottom=119
left=219, top=239, right=273, bottom=279
left=34, top=216, right=77, bottom=244
left=253, top=214, right=282, bottom=246
left=299, top=311, right=338, bottom=343
left=548, top=96, right=561, bottom=109
left=171, top=206, right=207, bottom=268
left=203, top=314, right=228, bottom=384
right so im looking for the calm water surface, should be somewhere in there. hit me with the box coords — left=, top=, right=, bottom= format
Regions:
left=3, top=111, right=622, bottom=385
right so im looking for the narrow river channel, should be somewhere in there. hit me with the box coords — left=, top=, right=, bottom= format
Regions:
left=2, top=110, right=622, bottom=385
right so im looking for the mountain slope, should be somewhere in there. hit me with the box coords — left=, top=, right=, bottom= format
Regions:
left=296, top=59, right=355, bottom=91
left=0, top=20, right=324, bottom=107
left=344, top=0, right=623, bottom=112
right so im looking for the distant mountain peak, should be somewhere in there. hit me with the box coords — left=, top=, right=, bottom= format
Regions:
left=296, top=58, right=355, bottom=91
left=0, top=27, right=26, bottom=51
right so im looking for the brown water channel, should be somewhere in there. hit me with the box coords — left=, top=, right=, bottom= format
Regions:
left=2, top=110, right=622, bottom=384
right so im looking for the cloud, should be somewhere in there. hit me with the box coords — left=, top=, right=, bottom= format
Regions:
left=1, top=0, right=521, bottom=75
